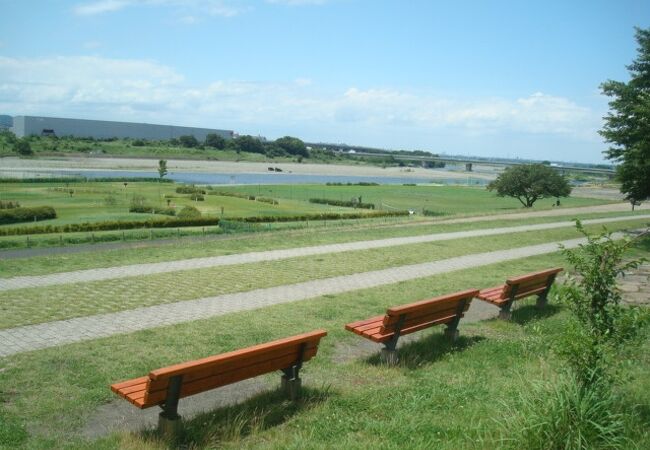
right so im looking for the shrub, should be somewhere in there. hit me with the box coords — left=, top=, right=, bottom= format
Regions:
left=309, top=198, right=375, bottom=209
left=422, top=209, right=446, bottom=217
left=190, top=193, right=205, bottom=201
left=177, top=205, right=201, bottom=219
left=0, top=206, right=56, bottom=224
left=129, top=204, right=176, bottom=216
left=176, top=185, right=206, bottom=195
left=0, top=200, right=20, bottom=209
left=256, top=197, right=279, bottom=205
left=502, top=374, right=628, bottom=450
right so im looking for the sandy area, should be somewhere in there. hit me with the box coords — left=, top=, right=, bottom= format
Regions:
left=0, top=156, right=494, bottom=180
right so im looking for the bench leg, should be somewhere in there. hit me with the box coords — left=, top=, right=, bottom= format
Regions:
left=380, top=347, right=399, bottom=365
left=158, top=374, right=182, bottom=437
left=158, top=412, right=182, bottom=437
left=444, top=327, right=459, bottom=342
left=536, top=294, right=548, bottom=309
left=498, top=301, right=513, bottom=320
left=281, top=375, right=302, bottom=401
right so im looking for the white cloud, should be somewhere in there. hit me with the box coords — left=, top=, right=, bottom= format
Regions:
left=74, top=0, right=129, bottom=15
left=0, top=55, right=600, bottom=148
left=73, top=0, right=249, bottom=18
left=266, top=0, right=328, bottom=5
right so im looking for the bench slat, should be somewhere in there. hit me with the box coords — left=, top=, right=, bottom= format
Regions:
left=506, top=267, right=563, bottom=285
left=361, top=312, right=462, bottom=343
left=344, top=315, right=384, bottom=335
left=145, top=342, right=320, bottom=395
left=142, top=347, right=320, bottom=407
left=386, top=289, right=478, bottom=316
left=149, top=330, right=326, bottom=381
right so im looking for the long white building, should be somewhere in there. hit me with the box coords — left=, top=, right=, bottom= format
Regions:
left=11, top=116, right=233, bottom=141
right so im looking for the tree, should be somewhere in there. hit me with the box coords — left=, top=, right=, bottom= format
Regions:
left=178, top=135, right=199, bottom=148
left=233, top=135, right=265, bottom=154
left=158, top=159, right=168, bottom=180
left=600, top=27, right=650, bottom=204
left=487, top=164, right=571, bottom=207
left=275, top=136, right=308, bottom=157
left=14, top=138, right=33, bottom=156
left=205, top=133, right=226, bottom=149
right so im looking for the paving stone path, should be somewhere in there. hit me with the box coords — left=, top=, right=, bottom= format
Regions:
left=3, top=214, right=648, bottom=292
left=0, top=236, right=597, bottom=357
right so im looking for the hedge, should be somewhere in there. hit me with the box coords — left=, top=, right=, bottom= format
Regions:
left=0, top=206, right=57, bottom=225
left=176, top=186, right=206, bottom=194
left=309, top=198, right=375, bottom=209
left=0, top=210, right=409, bottom=236
left=129, top=205, right=176, bottom=216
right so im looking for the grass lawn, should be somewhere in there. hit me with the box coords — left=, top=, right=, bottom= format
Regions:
left=214, top=184, right=613, bottom=215
left=1, top=217, right=647, bottom=330
left=0, top=181, right=613, bottom=231
left=2, top=209, right=645, bottom=278
left=1, top=252, right=649, bottom=449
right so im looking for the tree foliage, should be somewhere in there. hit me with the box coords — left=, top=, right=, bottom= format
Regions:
left=487, top=164, right=571, bottom=207
left=14, top=138, right=33, bottom=156
left=600, top=27, right=650, bottom=203
left=232, top=135, right=265, bottom=154
left=178, top=135, right=199, bottom=148
left=158, top=159, right=167, bottom=180
left=275, top=136, right=308, bottom=157
left=205, top=133, right=226, bottom=149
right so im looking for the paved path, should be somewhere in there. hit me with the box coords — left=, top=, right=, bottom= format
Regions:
left=3, top=215, right=648, bottom=292
left=0, top=236, right=595, bottom=357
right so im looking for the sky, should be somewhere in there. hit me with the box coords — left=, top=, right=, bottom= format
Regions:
left=1, top=1, right=649, bottom=163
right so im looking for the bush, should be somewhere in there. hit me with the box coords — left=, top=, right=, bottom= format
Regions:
left=309, top=198, right=375, bottom=209
left=502, top=374, right=628, bottom=450
left=0, top=200, right=20, bottom=209
left=14, top=138, right=33, bottom=156
left=422, top=209, right=446, bottom=217
left=129, top=204, right=176, bottom=216
left=176, top=185, right=206, bottom=195
left=0, top=206, right=56, bottom=224
left=256, top=197, right=279, bottom=205
left=177, top=205, right=201, bottom=219
left=190, top=193, right=205, bottom=201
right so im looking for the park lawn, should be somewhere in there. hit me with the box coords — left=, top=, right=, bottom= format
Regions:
left=0, top=182, right=613, bottom=230
left=2, top=217, right=648, bottom=329
left=213, top=184, right=613, bottom=215
left=1, top=252, right=649, bottom=449
left=0, top=209, right=645, bottom=278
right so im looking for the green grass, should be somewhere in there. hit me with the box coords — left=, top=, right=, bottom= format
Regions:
left=1, top=253, right=649, bottom=449
left=2, top=209, right=645, bottom=278
left=2, top=218, right=647, bottom=329
left=214, top=184, right=613, bottom=215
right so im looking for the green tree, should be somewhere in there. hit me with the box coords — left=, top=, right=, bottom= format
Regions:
left=158, top=159, right=168, bottom=180
left=234, top=135, right=265, bottom=154
left=205, top=133, right=226, bottom=149
left=275, top=136, right=308, bottom=157
left=14, top=138, right=33, bottom=156
left=600, top=27, right=650, bottom=205
left=487, top=164, right=571, bottom=207
left=178, top=135, right=199, bottom=148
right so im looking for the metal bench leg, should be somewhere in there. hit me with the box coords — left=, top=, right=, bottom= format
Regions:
left=498, top=300, right=513, bottom=320
left=281, top=343, right=306, bottom=401
left=444, top=299, right=468, bottom=342
left=380, top=314, right=405, bottom=366
left=536, top=274, right=557, bottom=309
left=158, top=375, right=183, bottom=437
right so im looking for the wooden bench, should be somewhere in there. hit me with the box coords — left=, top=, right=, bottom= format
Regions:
left=344, top=289, right=478, bottom=365
left=110, top=329, right=327, bottom=434
left=476, top=267, right=563, bottom=319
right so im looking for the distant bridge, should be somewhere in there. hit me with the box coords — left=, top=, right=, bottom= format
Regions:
left=338, top=151, right=616, bottom=176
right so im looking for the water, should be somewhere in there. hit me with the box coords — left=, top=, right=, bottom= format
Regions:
left=2, top=169, right=490, bottom=186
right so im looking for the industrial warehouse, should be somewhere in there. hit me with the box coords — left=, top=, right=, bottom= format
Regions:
left=9, top=115, right=234, bottom=141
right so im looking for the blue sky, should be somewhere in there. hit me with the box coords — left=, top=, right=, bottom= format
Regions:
left=1, top=0, right=648, bottom=163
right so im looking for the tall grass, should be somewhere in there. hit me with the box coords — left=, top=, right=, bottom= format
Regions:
left=501, top=373, right=628, bottom=450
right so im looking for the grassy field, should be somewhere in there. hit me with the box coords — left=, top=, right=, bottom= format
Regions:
left=1, top=209, right=644, bottom=278
left=0, top=181, right=613, bottom=232
left=213, top=184, right=612, bottom=215
left=1, top=252, right=649, bottom=449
